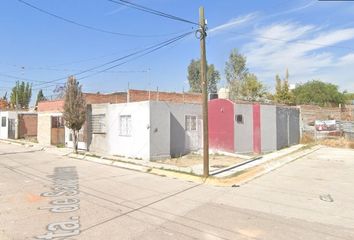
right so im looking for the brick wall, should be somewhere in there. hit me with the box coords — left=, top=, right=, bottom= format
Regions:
left=18, top=114, right=38, bottom=138
left=37, top=100, right=64, bottom=112
left=84, top=92, right=127, bottom=104
left=128, top=89, right=202, bottom=104
left=0, top=100, right=8, bottom=110
left=300, top=105, right=353, bottom=124
left=37, top=90, right=201, bottom=113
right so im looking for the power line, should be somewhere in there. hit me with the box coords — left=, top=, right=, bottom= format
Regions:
left=1, top=31, right=192, bottom=90
left=107, top=0, right=200, bottom=26
left=32, top=31, right=193, bottom=90
left=17, top=0, right=191, bottom=38
left=0, top=72, right=46, bottom=83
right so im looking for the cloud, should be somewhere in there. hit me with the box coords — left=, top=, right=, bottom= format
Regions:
left=240, top=22, right=354, bottom=91
left=208, top=13, right=258, bottom=35
left=265, top=1, right=316, bottom=19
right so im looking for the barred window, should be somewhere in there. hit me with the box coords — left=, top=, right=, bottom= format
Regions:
left=91, top=114, right=106, bottom=134
left=1, top=117, right=6, bottom=127
left=119, top=115, right=131, bottom=136
left=185, top=115, right=197, bottom=131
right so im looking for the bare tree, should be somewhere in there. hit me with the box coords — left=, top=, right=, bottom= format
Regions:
left=63, top=76, right=86, bottom=153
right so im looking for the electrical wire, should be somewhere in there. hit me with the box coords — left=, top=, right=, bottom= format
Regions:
left=31, top=31, right=193, bottom=90
left=107, top=0, right=200, bottom=26
left=17, top=0, right=192, bottom=38
left=0, top=72, right=46, bottom=83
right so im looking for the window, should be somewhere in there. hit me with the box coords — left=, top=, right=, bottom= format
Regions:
left=1, top=117, right=6, bottom=127
left=119, top=115, right=132, bottom=136
left=51, top=116, right=64, bottom=128
left=185, top=115, right=197, bottom=131
left=235, top=114, right=244, bottom=124
left=91, top=114, right=106, bottom=134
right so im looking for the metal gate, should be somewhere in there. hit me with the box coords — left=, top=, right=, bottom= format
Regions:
left=8, top=119, right=15, bottom=139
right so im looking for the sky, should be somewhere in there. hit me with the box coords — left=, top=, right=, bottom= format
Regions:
left=0, top=0, right=353, bottom=102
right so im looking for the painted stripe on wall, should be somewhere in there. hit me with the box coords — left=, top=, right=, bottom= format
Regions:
left=253, top=104, right=261, bottom=154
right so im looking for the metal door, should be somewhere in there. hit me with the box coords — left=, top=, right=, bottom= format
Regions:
left=8, top=119, right=15, bottom=139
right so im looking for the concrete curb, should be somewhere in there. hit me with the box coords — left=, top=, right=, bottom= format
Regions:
left=238, top=145, right=322, bottom=185
left=68, top=153, right=150, bottom=172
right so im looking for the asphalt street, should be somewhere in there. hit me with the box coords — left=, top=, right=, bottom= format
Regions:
left=0, top=142, right=353, bottom=239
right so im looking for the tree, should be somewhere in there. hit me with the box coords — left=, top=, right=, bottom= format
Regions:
left=187, top=59, right=220, bottom=93
left=224, top=49, right=248, bottom=100
left=10, top=81, right=32, bottom=109
left=63, top=76, right=86, bottom=153
left=274, top=69, right=293, bottom=105
left=293, top=80, right=345, bottom=106
left=240, top=73, right=267, bottom=101
left=35, top=90, right=47, bottom=109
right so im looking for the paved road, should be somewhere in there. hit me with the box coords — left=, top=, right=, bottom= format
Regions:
left=0, top=142, right=353, bottom=239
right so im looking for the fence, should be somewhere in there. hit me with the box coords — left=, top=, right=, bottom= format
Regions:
left=308, top=120, right=354, bottom=141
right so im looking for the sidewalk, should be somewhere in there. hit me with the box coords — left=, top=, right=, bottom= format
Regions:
left=0, top=138, right=319, bottom=186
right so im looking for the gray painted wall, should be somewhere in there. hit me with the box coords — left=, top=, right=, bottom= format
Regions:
left=289, top=108, right=300, bottom=146
left=260, top=105, right=277, bottom=152
left=149, top=101, right=171, bottom=160
left=276, top=107, right=289, bottom=150
left=161, top=102, right=202, bottom=158
left=234, top=103, right=253, bottom=153
left=276, top=107, right=300, bottom=150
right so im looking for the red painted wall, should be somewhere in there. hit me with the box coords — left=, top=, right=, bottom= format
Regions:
left=208, top=99, right=234, bottom=152
left=253, top=104, right=261, bottom=154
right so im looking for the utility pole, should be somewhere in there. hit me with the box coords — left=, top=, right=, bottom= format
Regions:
left=199, top=7, right=209, bottom=177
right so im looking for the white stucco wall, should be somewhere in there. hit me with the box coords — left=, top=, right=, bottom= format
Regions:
left=37, top=112, right=62, bottom=146
left=0, top=111, right=18, bottom=139
left=107, top=101, right=150, bottom=160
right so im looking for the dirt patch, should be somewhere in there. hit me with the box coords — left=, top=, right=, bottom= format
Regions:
left=156, top=153, right=245, bottom=168
left=300, top=133, right=315, bottom=144
left=319, top=138, right=354, bottom=149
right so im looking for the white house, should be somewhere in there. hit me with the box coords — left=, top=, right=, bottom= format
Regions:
left=0, top=111, right=18, bottom=140
left=87, top=101, right=202, bottom=161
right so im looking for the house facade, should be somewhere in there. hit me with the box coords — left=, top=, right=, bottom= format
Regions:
left=87, top=101, right=202, bottom=161
left=0, top=111, right=18, bottom=139
left=36, top=89, right=202, bottom=149
left=208, top=98, right=300, bottom=154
